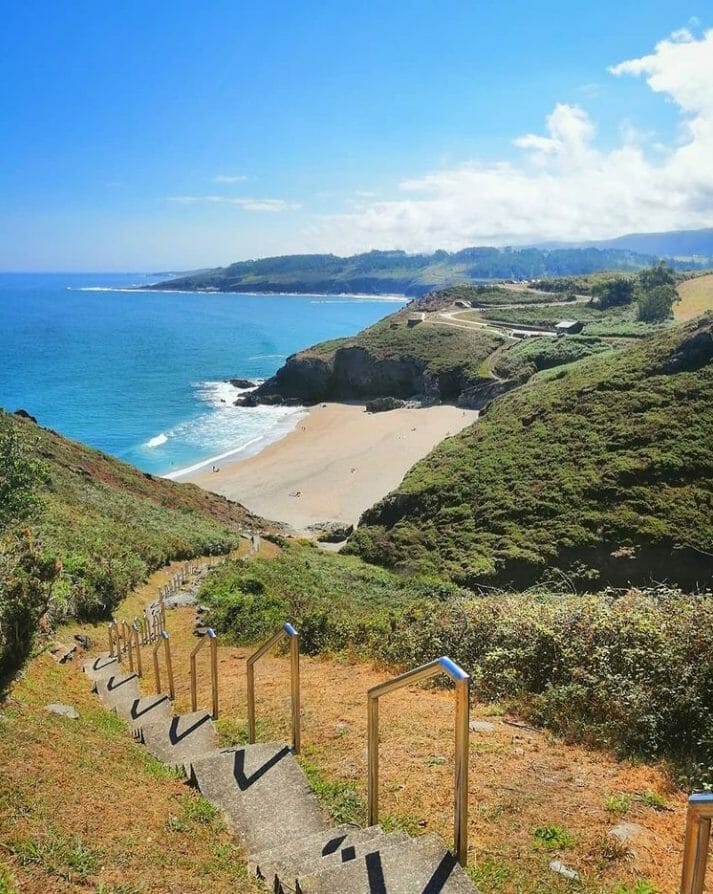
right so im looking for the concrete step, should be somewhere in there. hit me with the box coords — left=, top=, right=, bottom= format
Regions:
left=111, top=693, right=172, bottom=737
left=249, top=823, right=381, bottom=879
left=190, top=743, right=327, bottom=854
left=275, top=829, right=410, bottom=894
left=93, top=673, right=140, bottom=708
left=82, top=654, right=119, bottom=681
left=140, top=711, right=217, bottom=771
left=296, top=833, right=478, bottom=894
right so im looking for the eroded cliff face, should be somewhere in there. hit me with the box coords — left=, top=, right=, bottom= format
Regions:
left=245, top=344, right=432, bottom=404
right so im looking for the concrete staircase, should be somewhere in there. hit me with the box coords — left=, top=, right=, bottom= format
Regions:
left=83, top=653, right=479, bottom=893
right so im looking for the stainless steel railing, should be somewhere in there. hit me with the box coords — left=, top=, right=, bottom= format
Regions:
left=367, top=656, right=470, bottom=866
left=189, top=628, right=219, bottom=718
left=247, top=623, right=301, bottom=753
left=681, top=792, right=713, bottom=893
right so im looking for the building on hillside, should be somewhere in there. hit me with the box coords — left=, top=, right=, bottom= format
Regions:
left=555, top=319, right=583, bottom=335
left=407, top=312, right=426, bottom=327
left=454, top=299, right=471, bottom=308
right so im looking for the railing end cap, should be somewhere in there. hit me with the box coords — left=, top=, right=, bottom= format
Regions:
left=439, top=656, right=470, bottom=683
left=207, top=628, right=217, bottom=639
left=689, top=791, right=713, bottom=805
left=283, top=622, right=298, bottom=637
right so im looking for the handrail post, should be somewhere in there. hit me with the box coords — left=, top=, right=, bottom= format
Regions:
left=246, top=623, right=300, bottom=752
left=366, top=656, right=470, bottom=866
left=108, top=622, right=116, bottom=658
left=367, top=694, right=379, bottom=825
left=210, top=630, right=219, bottom=720
left=454, top=675, right=470, bottom=866
left=290, top=629, right=300, bottom=753
left=247, top=660, right=256, bottom=743
left=123, top=621, right=134, bottom=673
left=152, top=636, right=162, bottom=694
left=132, top=623, right=142, bottom=677
left=681, top=793, right=713, bottom=894
left=190, top=646, right=198, bottom=712
left=164, top=632, right=175, bottom=700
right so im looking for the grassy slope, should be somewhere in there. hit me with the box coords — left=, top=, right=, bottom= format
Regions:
left=1, top=409, right=258, bottom=622
left=0, top=654, right=258, bottom=894
left=347, top=316, right=713, bottom=589
left=676, top=272, right=713, bottom=320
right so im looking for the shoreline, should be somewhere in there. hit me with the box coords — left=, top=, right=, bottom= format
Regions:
left=184, top=402, right=478, bottom=535
left=74, top=286, right=408, bottom=301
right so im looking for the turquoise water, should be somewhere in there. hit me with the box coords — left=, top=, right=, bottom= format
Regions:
left=0, top=273, right=404, bottom=475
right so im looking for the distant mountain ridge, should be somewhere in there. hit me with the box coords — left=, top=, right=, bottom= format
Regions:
left=535, top=227, right=713, bottom=258
left=150, top=237, right=713, bottom=298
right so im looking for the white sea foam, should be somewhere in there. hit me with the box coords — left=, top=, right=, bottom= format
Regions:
left=159, top=380, right=306, bottom=479
left=146, top=432, right=169, bottom=448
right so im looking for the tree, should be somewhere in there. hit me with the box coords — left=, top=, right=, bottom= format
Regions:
left=0, top=426, right=45, bottom=529
left=637, top=285, right=679, bottom=322
left=635, top=262, right=679, bottom=322
left=591, top=277, right=635, bottom=309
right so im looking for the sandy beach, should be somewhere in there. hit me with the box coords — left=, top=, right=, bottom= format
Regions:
left=184, top=403, right=478, bottom=535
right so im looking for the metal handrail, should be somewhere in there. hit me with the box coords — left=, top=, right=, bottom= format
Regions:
left=247, top=623, right=301, bottom=753
left=152, top=630, right=176, bottom=700
left=189, top=629, right=218, bottom=718
left=681, top=792, right=713, bottom=893
left=367, top=656, right=470, bottom=866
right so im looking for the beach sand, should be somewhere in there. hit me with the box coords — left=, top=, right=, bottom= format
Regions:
left=184, top=403, right=478, bottom=535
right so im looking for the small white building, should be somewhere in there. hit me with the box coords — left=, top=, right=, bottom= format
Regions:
left=555, top=319, right=583, bottom=335
left=407, top=312, right=426, bottom=327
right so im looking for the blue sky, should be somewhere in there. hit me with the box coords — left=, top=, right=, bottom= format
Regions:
left=1, top=1, right=711, bottom=270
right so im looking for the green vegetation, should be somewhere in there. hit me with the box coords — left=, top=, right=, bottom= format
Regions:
left=199, top=543, right=713, bottom=785
left=254, top=311, right=504, bottom=402
left=151, top=245, right=711, bottom=297
left=636, top=261, right=680, bottom=322
left=532, top=825, right=574, bottom=850
left=476, top=301, right=670, bottom=337
left=492, top=335, right=612, bottom=380
left=0, top=409, right=253, bottom=681
left=420, top=283, right=575, bottom=307
left=349, top=316, right=713, bottom=590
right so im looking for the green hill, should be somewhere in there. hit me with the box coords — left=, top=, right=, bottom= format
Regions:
left=149, top=245, right=711, bottom=297
left=347, top=316, right=713, bottom=589
left=0, top=410, right=258, bottom=679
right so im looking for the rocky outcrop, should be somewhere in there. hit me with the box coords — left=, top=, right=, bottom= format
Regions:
left=228, top=378, right=257, bottom=389
left=365, top=397, right=406, bottom=413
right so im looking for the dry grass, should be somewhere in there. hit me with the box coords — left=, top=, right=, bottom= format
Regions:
left=676, top=273, right=713, bottom=320
left=2, top=549, right=694, bottom=893
left=157, top=603, right=689, bottom=893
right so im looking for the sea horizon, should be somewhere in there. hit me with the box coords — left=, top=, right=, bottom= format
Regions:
left=0, top=272, right=405, bottom=476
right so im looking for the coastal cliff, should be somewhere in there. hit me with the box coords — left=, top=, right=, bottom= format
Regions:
left=240, top=308, right=505, bottom=405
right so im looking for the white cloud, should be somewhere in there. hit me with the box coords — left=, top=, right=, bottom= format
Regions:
left=168, top=195, right=299, bottom=212
left=213, top=174, right=249, bottom=183
left=315, top=28, right=713, bottom=253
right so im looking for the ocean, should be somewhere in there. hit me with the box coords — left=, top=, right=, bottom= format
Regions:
left=0, top=273, right=405, bottom=476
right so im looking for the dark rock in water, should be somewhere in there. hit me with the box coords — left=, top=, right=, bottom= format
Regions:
left=283, top=397, right=303, bottom=407
left=366, top=396, right=406, bottom=413
left=258, top=393, right=284, bottom=405
left=235, top=394, right=258, bottom=407
left=307, top=521, right=354, bottom=542
left=228, top=378, right=257, bottom=389
left=14, top=408, right=38, bottom=423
